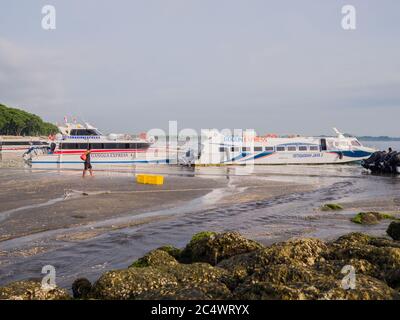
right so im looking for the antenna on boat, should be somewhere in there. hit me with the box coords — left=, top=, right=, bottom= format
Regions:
left=75, top=115, right=88, bottom=128
left=333, top=127, right=345, bottom=139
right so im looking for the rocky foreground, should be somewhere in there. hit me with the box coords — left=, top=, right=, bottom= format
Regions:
left=1, top=222, right=400, bottom=300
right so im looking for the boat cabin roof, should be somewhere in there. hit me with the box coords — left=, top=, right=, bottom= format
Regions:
left=58, top=123, right=102, bottom=136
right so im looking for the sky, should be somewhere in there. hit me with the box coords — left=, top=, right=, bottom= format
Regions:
left=0, top=0, right=399, bottom=136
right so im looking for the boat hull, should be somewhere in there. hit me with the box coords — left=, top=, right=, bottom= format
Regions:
left=26, top=149, right=172, bottom=169
left=195, top=150, right=372, bottom=165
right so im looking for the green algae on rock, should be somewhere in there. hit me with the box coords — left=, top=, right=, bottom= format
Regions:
left=157, top=245, right=182, bottom=259
left=351, top=212, right=397, bottom=225
left=137, top=282, right=231, bottom=300
left=91, top=267, right=178, bottom=299
left=71, top=232, right=400, bottom=300
left=2, top=231, right=400, bottom=300
left=91, top=261, right=228, bottom=300
left=179, top=231, right=263, bottom=265
left=321, top=203, right=343, bottom=211
left=130, top=249, right=179, bottom=268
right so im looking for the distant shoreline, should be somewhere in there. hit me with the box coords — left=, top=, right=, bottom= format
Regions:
left=357, top=137, right=400, bottom=142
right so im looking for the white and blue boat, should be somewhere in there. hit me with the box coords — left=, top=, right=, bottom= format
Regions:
left=189, top=128, right=375, bottom=165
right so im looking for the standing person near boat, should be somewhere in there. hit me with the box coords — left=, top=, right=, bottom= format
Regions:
left=82, top=145, right=94, bottom=178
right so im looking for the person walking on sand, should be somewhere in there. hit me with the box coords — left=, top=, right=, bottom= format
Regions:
left=82, top=146, right=94, bottom=178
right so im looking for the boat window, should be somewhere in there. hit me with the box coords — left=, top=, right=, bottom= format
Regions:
left=219, top=147, right=226, bottom=152
left=265, top=146, right=274, bottom=151
left=103, top=143, right=117, bottom=149
left=320, top=138, right=327, bottom=151
left=61, top=143, right=79, bottom=149
left=70, top=129, right=80, bottom=135
left=299, top=146, right=308, bottom=151
left=137, top=143, right=150, bottom=149
left=2, top=141, right=30, bottom=145
left=332, top=141, right=348, bottom=147
left=242, top=147, right=250, bottom=152
left=254, top=146, right=263, bottom=152
left=86, top=129, right=95, bottom=135
left=327, top=141, right=335, bottom=149
left=90, top=143, right=103, bottom=149
left=310, top=146, right=319, bottom=151
left=70, top=129, right=99, bottom=136
left=231, top=147, right=239, bottom=152
left=276, top=146, right=285, bottom=152
left=78, top=143, right=90, bottom=149
left=103, top=143, right=125, bottom=149
left=287, top=146, right=296, bottom=151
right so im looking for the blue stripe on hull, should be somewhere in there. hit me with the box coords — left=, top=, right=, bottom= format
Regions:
left=340, top=150, right=372, bottom=158
left=216, top=149, right=372, bottom=164
left=222, top=152, right=249, bottom=163
left=243, top=151, right=274, bottom=161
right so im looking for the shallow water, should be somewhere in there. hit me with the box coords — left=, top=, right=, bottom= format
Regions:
left=362, top=140, right=400, bottom=151
left=0, top=159, right=400, bottom=288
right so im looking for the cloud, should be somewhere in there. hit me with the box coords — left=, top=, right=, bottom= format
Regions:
left=0, top=37, right=67, bottom=116
left=0, top=1, right=400, bottom=135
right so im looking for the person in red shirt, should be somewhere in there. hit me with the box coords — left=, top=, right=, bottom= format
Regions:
left=82, top=146, right=94, bottom=178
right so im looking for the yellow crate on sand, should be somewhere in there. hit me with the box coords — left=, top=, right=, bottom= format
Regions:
left=136, top=174, right=146, bottom=184
left=136, top=174, right=164, bottom=185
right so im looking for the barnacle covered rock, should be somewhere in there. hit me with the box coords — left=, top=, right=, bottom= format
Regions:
left=0, top=280, right=70, bottom=300
left=179, top=231, right=263, bottom=265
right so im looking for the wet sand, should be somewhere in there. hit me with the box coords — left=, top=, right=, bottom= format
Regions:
left=0, top=167, right=313, bottom=242
left=0, top=170, right=217, bottom=241
left=0, top=162, right=399, bottom=287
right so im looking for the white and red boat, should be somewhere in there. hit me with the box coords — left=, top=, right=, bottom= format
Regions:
left=23, top=122, right=174, bottom=168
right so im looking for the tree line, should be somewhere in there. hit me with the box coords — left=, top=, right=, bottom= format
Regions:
left=0, top=104, right=59, bottom=136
